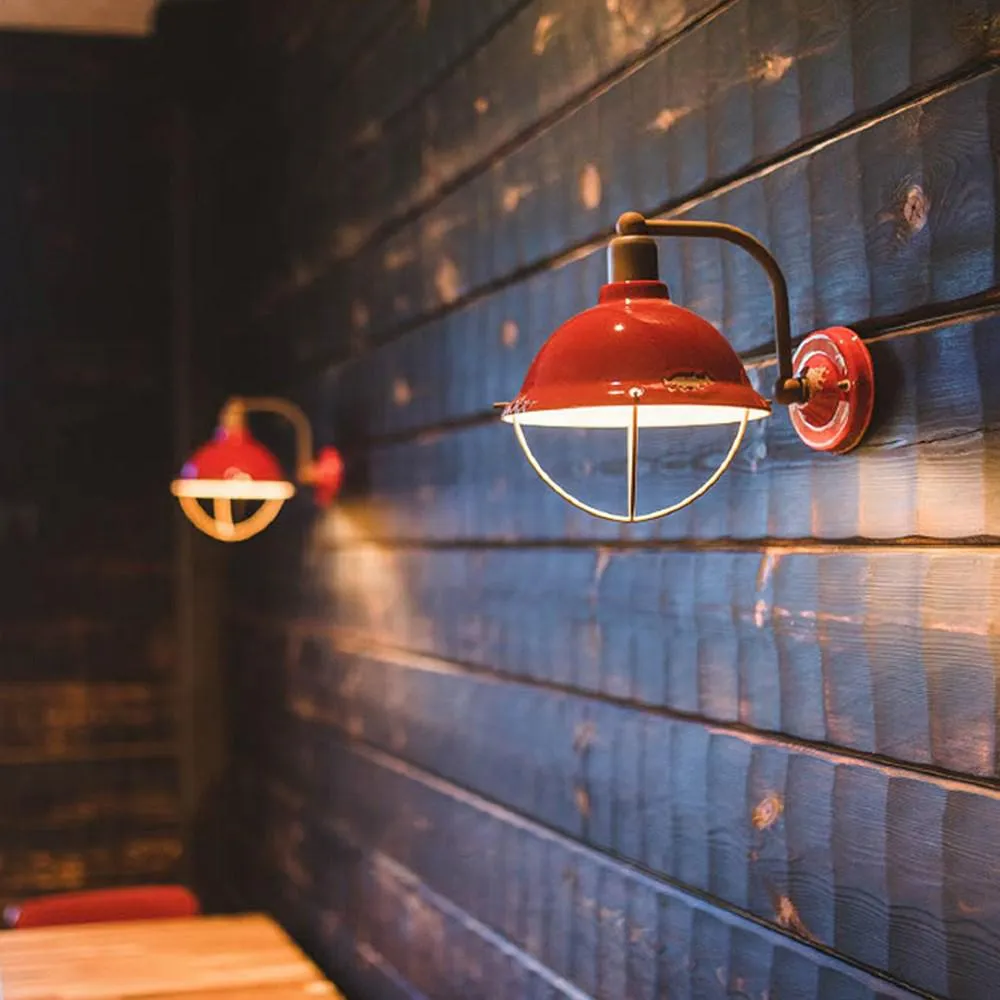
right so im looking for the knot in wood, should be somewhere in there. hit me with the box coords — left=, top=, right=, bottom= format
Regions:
left=573, top=721, right=597, bottom=752
left=434, top=257, right=461, bottom=304
left=579, top=164, right=603, bottom=210
left=532, top=14, right=560, bottom=54
left=752, top=793, right=783, bottom=829
left=758, top=53, right=794, bottom=82
left=392, top=378, right=412, bottom=407
left=902, top=184, right=929, bottom=234
left=501, top=320, right=519, bottom=348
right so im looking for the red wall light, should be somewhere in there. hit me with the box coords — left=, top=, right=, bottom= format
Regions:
left=172, top=397, right=343, bottom=542
left=500, top=212, right=874, bottom=522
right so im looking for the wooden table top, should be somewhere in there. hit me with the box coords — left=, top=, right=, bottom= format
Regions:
left=0, top=913, right=343, bottom=1000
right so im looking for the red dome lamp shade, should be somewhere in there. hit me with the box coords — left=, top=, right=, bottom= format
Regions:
left=500, top=212, right=874, bottom=522
left=172, top=397, right=344, bottom=542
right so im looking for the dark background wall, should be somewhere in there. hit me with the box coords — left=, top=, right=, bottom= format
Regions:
left=190, top=1, right=1000, bottom=998
left=0, top=31, right=181, bottom=903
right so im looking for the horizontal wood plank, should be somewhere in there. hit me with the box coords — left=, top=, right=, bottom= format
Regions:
left=300, top=70, right=995, bottom=436
left=0, top=835, right=183, bottom=898
left=296, top=0, right=531, bottom=171
left=207, top=1, right=1000, bottom=996
left=268, top=0, right=407, bottom=161
left=0, top=745, right=176, bottom=768
left=293, top=315, right=1000, bottom=542
left=271, top=0, right=724, bottom=297
left=138, top=988, right=339, bottom=1000
left=256, top=6, right=1000, bottom=370
left=243, top=656, right=1000, bottom=998
left=0, top=914, right=337, bottom=1000
left=0, top=616, right=175, bottom=684
left=250, top=737, right=924, bottom=999
left=0, top=757, right=178, bottom=831
left=238, top=544, right=1000, bottom=779
left=0, top=682, right=175, bottom=756
left=0, top=29, right=180, bottom=910
left=264, top=832, right=589, bottom=1000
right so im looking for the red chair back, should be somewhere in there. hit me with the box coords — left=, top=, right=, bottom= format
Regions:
left=4, top=885, right=200, bottom=929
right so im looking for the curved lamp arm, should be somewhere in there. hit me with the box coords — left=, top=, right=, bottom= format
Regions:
left=219, top=396, right=316, bottom=483
left=613, top=211, right=805, bottom=406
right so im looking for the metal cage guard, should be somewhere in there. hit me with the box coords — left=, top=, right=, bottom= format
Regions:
left=512, top=406, right=750, bottom=523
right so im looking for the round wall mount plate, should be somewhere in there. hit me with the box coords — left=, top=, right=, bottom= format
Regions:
left=789, top=327, right=874, bottom=454
left=312, top=446, right=345, bottom=507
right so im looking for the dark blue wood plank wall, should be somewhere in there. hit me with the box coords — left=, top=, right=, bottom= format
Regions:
left=0, top=32, right=182, bottom=902
left=194, top=0, right=1000, bottom=996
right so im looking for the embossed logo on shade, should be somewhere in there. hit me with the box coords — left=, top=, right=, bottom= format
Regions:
left=663, top=372, right=713, bottom=392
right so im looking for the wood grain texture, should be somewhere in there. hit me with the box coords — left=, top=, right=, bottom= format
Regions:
left=0, top=836, right=183, bottom=900
left=244, top=736, right=924, bottom=999
left=241, top=637, right=1000, bottom=998
left=0, top=914, right=339, bottom=1000
left=272, top=873, right=432, bottom=1000
left=393, top=112, right=994, bottom=432
left=0, top=757, right=179, bottom=831
left=0, top=0, right=158, bottom=37
left=256, top=3, right=1000, bottom=367
left=319, top=176, right=1000, bottom=447
left=360, top=26, right=996, bottom=340
left=266, top=0, right=723, bottom=304
left=0, top=31, right=180, bottom=895
left=264, top=831, right=584, bottom=1000
left=240, top=544, right=1000, bottom=779
left=294, top=0, right=531, bottom=183
left=133, top=989, right=335, bottom=1000
left=0, top=683, right=174, bottom=759
left=291, top=316, right=1000, bottom=542
left=201, top=0, right=1000, bottom=995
